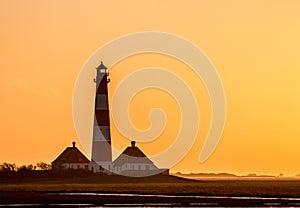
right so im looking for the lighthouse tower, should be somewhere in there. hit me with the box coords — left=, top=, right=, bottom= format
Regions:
left=91, top=61, right=112, bottom=171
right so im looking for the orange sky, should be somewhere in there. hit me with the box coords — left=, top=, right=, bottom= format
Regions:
left=1, top=0, right=300, bottom=176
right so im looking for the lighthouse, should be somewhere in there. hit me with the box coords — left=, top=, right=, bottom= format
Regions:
left=91, top=61, right=112, bottom=171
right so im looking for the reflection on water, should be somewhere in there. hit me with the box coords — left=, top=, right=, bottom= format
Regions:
left=1, top=193, right=300, bottom=207
left=56, top=192, right=300, bottom=201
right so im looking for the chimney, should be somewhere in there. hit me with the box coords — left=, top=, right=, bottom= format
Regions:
left=131, top=141, right=136, bottom=147
left=72, top=141, right=76, bottom=148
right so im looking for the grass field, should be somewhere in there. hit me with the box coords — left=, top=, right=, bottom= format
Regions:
left=1, top=175, right=300, bottom=197
left=1, top=175, right=300, bottom=206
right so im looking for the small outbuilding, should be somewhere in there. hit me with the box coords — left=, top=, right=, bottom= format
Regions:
left=51, top=141, right=169, bottom=176
left=113, top=141, right=168, bottom=176
left=51, top=142, right=90, bottom=171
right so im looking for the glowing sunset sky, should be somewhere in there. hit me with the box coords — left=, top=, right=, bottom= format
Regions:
left=1, top=1, right=300, bottom=176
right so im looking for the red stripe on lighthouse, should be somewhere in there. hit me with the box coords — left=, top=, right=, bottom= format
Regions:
left=95, top=110, right=110, bottom=126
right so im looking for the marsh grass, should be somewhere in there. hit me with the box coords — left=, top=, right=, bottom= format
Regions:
left=1, top=177, right=300, bottom=197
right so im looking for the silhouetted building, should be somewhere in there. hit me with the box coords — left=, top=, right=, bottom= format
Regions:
left=52, top=142, right=90, bottom=171
left=52, top=140, right=168, bottom=176
left=91, top=61, right=112, bottom=171
left=113, top=141, right=168, bottom=176
left=52, top=61, right=168, bottom=176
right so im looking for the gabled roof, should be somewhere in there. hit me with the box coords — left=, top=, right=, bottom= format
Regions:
left=113, top=141, right=155, bottom=167
left=52, top=142, right=90, bottom=166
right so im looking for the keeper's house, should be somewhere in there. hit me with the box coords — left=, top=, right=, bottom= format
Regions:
left=52, top=141, right=169, bottom=176
left=112, top=141, right=168, bottom=176
left=52, top=142, right=90, bottom=171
